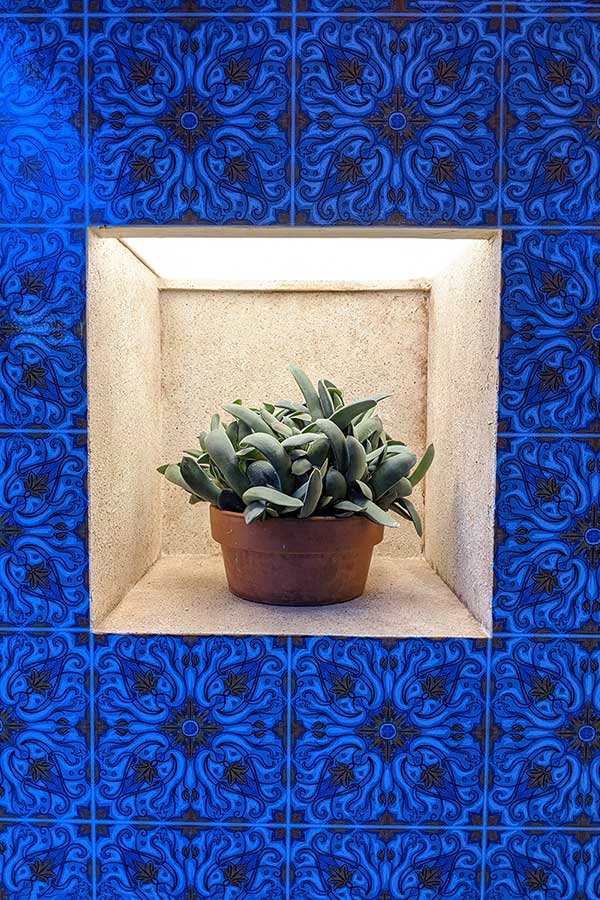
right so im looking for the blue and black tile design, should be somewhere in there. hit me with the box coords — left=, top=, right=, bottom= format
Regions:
left=295, top=16, right=500, bottom=226
left=94, top=635, right=287, bottom=822
left=490, top=638, right=600, bottom=827
left=292, top=829, right=482, bottom=900
left=0, top=19, right=84, bottom=225
left=0, top=821, right=91, bottom=900
left=499, top=230, right=600, bottom=435
left=0, top=432, right=88, bottom=629
left=89, top=17, right=292, bottom=226
left=0, top=229, right=86, bottom=432
left=494, top=436, right=600, bottom=635
left=291, top=637, right=486, bottom=825
left=0, top=3, right=599, bottom=899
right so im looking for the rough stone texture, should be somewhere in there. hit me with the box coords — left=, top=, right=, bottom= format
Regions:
left=87, top=234, right=162, bottom=626
left=425, top=236, right=501, bottom=631
left=97, top=554, right=487, bottom=638
left=159, top=289, right=428, bottom=558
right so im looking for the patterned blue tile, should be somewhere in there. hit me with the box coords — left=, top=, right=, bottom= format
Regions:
left=97, top=824, right=285, bottom=900
left=95, top=635, right=286, bottom=822
left=299, top=1, right=497, bottom=11
left=0, top=631, right=90, bottom=819
left=292, top=829, right=482, bottom=900
left=0, top=0, right=82, bottom=9
left=0, top=433, right=88, bottom=629
left=89, top=18, right=291, bottom=226
left=91, top=0, right=287, bottom=10
left=499, top=231, right=600, bottom=435
left=490, top=638, right=600, bottom=827
left=0, top=19, right=84, bottom=225
left=0, top=821, right=91, bottom=900
left=291, top=637, right=486, bottom=826
left=0, top=229, right=86, bottom=431
left=494, top=436, right=600, bottom=634
left=486, top=830, right=600, bottom=900
left=295, top=17, right=499, bottom=227
left=503, top=17, right=600, bottom=226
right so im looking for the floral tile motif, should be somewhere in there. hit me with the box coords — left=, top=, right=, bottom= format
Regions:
left=299, top=0, right=496, bottom=11
left=95, top=635, right=286, bottom=822
left=0, top=433, right=88, bottom=629
left=97, top=825, right=285, bottom=900
left=499, top=231, right=600, bottom=434
left=291, top=637, right=486, bottom=826
left=295, top=17, right=499, bottom=227
left=490, top=638, right=600, bottom=826
left=91, top=0, right=287, bottom=11
left=0, top=822, right=91, bottom=900
left=89, top=18, right=291, bottom=225
left=494, top=436, right=600, bottom=634
left=0, top=19, right=84, bottom=224
left=486, top=830, right=600, bottom=900
left=503, top=18, right=600, bottom=226
left=0, top=229, right=86, bottom=431
left=0, top=632, right=90, bottom=819
left=292, top=829, right=481, bottom=900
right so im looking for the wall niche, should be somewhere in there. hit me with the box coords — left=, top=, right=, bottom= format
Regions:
left=87, top=229, right=501, bottom=637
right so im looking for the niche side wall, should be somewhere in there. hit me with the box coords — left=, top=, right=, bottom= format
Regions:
left=87, top=233, right=162, bottom=626
left=425, top=237, right=502, bottom=631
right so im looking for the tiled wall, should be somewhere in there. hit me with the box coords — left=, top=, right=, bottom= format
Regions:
left=1, top=2, right=599, bottom=898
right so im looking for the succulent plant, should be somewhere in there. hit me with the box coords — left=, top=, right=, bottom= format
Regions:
left=158, top=365, right=434, bottom=533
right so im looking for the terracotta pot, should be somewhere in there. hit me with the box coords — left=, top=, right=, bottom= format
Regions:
left=210, top=506, right=384, bottom=606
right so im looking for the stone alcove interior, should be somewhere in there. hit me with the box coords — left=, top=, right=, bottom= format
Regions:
left=87, top=229, right=501, bottom=637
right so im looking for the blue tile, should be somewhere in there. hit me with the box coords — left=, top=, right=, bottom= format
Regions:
left=295, top=17, right=499, bottom=227
left=90, top=0, right=287, bottom=11
left=490, top=638, right=600, bottom=827
left=299, top=1, right=497, bottom=11
left=292, top=829, right=482, bottom=900
left=0, top=631, right=90, bottom=819
left=0, top=821, right=91, bottom=900
left=503, top=17, right=600, bottom=226
left=0, top=0, right=82, bottom=9
left=0, top=432, right=88, bottom=629
left=97, top=824, right=285, bottom=900
left=486, top=830, right=600, bottom=900
left=95, top=635, right=287, bottom=822
left=499, top=231, right=600, bottom=435
left=0, top=229, right=86, bottom=431
left=89, top=17, right=291, bottom=226
left=494, top=436, right=600, bottom=635
left=291, top=637, right=486, bottom=826
left=0, top=19, right=84, bottom=225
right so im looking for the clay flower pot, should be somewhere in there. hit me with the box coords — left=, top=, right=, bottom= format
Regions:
left=210, top=506, right=384, bottom=606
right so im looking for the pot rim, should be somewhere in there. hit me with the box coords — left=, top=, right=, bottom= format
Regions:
left=211, top=506, right=372, bottom=524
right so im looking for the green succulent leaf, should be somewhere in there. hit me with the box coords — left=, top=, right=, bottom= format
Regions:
left=217, top=489, right=245, bottom=512
left=242, top=486, right=303, bottom=509
left=210, top=414, right=221, bottom=431
left=315, top=418, right=349, bottom=471
left=317, top=381, right=335, bottom=418
left=325, top=468, right=347, bottom=502
left=298, top=468, right=322, bottom=518
left=281, top=433, right=324, bottom=449
left=260, top=406, right=293, bottom=438
left=244, top=500, right=267, bottom=525
left=395, top=498, right=423, bottom=536
left=292, top=458, right=312, bottom=476
left=247, top=460, right=281, bottom=489
left=361, top=500, right=400, bottom=527
left=378, top=476, right=412, bottom=509
left=222, top=402, right=274, bottom=436
left=409, top=443, right=435, bottom=487
left=159, top=463, right=192, bottom=494
left=180, top=456, right=222, bottom=503
left=346, top=435, right=368, bottom=481
left=370, top=451, right=417, bottom=500
left=333, top=499, right=363, bottom=514
left=288, top=364, right=323, bottom=420
left=307, top=438, right=330, bottom=467
left=354, top=415, right=383, bottom=444
left=240, top=433, right=293, bottom=491
left=330, top=394, right=389, bottom=430
left=205, top=429, right=250, bottom=499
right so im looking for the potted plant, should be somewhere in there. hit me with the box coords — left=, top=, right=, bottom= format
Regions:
left=159, top=365, right=434, bottom=607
